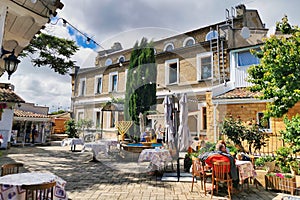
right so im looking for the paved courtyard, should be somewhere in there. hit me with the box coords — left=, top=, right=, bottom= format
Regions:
left=0, top=144, right=295, bottom=200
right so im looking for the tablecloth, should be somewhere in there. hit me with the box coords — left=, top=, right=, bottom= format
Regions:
left=138, top=149, right=172, bottom=170
left=0, top=172, right=67, bottom=200
left=236, top=160, right=257, bottom=184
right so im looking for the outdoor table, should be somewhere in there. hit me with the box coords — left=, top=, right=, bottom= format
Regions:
left=83, top=139, right=119, bottom=161
left=0, top=172, right=68, bottom=200
left=138, top=148, right=172, bottom=170
left=236, top=160, right=257, bottom=186
left=61, top=138, right=84, bottom=151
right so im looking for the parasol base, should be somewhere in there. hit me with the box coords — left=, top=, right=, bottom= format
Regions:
left=161, top=172, right=193, bottom=182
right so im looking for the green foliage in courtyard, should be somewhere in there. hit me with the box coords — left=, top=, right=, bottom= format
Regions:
left=65, top=119, right=78, bottom=138
left=220, top=116, right=268, bottom=153
left=248, top=15, right=300, bottom=118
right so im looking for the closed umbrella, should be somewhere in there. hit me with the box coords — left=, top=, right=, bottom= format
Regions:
left=139, top=112, right=144, bottom=134
left=163, top=96, right=175, bottom=146
left=177, top=93, right=191, bottom=152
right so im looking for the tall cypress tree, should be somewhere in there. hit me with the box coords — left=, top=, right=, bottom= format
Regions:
left=124, top=38, right=157, bottom=137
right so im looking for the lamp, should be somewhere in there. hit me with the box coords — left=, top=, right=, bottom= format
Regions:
left=1, top=49, right=20, bottom=80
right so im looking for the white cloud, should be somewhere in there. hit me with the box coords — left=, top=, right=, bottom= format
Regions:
left=2, top=0, right=300, bottom=113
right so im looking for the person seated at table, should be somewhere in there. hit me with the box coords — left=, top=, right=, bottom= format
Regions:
left=218, top=140, right=230, bottom=154
left=199, top=143, right=239, bottom=190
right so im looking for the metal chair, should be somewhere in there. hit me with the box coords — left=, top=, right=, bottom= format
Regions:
left=211, top=161, right=232, bottom=199
left=191, top=157, right=212, bottom=195
left=1, top=162, right=24, bottom=176
left=21, top=181, right=56, bottom=200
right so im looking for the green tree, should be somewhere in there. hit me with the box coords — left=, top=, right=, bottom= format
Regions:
left=124, top=38, right=157, bottom=137
left=65, top=119, right=78, bottom=138
left=247, top=15, right=300, bottom=117
left=21, top=33, right=79, bottom=75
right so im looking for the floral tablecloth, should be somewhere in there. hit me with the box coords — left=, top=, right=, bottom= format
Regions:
left=138, top=149, right=172, bottom=170
left=0, top=172, right=67, bottom=200
left=236, top=160, right=257, bottom=184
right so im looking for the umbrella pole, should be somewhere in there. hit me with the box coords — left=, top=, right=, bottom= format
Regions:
left=172, top=95, right=180, bottom=182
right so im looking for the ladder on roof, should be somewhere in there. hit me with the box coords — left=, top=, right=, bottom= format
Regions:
left=209, top=25, right=225, bottom=85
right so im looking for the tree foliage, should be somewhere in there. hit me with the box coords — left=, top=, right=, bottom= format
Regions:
left=21, top=33, right=79, bottom=75
left=124, top=38, right=157, bottom=134
left=280, top=114, right=300, bottom=154
left=220, top=116, right=268, bottom=153
left=247, top=15, right=300, bottom=117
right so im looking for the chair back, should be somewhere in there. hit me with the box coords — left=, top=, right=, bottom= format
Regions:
left=191, top=157, right=202, bottom=176
left=212, top=161, right=231, bottom=181
left=21, top=181, right=56, bottom=200
left=1, top=162, right=24, bottom=176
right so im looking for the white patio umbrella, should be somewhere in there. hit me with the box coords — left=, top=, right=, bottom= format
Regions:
left=139, top=112, right=144, bottom=134
left=177, top=93, right=191, bottom=152
left=163, top=96, right=175, bottom=146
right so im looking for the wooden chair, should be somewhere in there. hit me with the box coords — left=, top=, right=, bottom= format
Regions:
left=211, top=161, right=232, bottom=199
left=21, top=181, right=56, bottom=200
left=191, top=157, right=212, bottom=195
left=1, top=162, right=24, bottom=176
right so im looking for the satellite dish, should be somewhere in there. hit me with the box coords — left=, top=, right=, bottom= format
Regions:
left=241, top=26, right=250, bottom=39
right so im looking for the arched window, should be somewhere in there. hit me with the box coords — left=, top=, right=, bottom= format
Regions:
left=118, top=55, right=125, bottom=63
left=183, top=37, right=195, bottom=47
left=164, top=43, right=174, bottom=52
left=105, top=58, right=112, bottom=66
left=205, top=30, right=218, bottom=41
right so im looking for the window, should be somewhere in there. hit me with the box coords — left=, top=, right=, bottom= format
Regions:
left=79, top=78, right=86, bottom=96
left=105, top=58, right=112, bottom=66
left=197, top=52, right=213, bottom=80
left=95, top=111, right=101, bottom=128
left=164, top=43, right=174, bottom=51
left=165, top=59, right=179, bottom=85
left=77, top=111, right=84, bottom=121
left=183, top=37, right=195, bottom=47
left=257, top=112, right=271, bottom=132
left=118, top=55, right=125, bottom=63
left=94, top=75, right=103, bottom=94
left=205, top=30, right=218, bottom=41
left=237, top=50, right=260, bottom=67
left=109, top=72, right=118, bottom=92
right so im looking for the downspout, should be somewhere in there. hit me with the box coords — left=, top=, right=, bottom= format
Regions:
left=213, top=102, right=219, bottom=143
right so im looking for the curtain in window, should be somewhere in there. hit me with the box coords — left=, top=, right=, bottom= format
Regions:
left=238, top=51, right=260, bottom=66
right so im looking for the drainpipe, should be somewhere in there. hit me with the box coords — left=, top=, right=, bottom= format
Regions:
left=213, top=102, right=219, bottom=143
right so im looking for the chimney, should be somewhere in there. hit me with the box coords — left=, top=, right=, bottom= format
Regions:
left=235, top=4, right=246, bottom=18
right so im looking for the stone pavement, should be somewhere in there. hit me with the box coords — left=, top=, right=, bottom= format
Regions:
left=0, top=144, right=295, bottom=200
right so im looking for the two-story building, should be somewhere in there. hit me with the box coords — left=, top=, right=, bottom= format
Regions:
left=71, top=4, right=272, bottom=144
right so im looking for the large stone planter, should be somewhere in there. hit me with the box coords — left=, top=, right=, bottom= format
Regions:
left=265, top=174, right=296, bottom=195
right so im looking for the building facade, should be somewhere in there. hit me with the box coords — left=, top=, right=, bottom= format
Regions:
left=71, top=4, right=274, bottom=143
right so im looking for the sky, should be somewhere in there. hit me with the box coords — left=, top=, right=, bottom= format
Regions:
left=1, top=0, right=300, bottom=113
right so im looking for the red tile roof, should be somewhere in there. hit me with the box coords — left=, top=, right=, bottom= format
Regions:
left=214, top=88, right=261, bottom=99
left=14, top=109, right=49, bottom=118
left=0, top=88, right=24, bottom=103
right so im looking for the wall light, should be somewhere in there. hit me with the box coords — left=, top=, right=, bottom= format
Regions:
left=1, top=49, right=20, bottom=80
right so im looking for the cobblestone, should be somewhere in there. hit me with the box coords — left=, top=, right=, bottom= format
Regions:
left=0, top=145, right=294, bottom=200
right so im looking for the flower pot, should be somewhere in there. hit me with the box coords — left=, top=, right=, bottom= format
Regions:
left=265, top=173, right=296, bottom=195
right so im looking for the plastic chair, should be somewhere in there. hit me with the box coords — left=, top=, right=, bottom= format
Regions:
left=21, top=181, right=56, bottom=200
left=211, top=161, right=232, bottom=199
left=1, top=162, right=24, bottom=176
left=191, top=157, right=212, bottom=195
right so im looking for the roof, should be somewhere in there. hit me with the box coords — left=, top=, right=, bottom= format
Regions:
left=14, top=109, right=50, bottom=118
left=0, top=88, right=25, bottom=103
left=214, top=88, right=261, bottom=99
